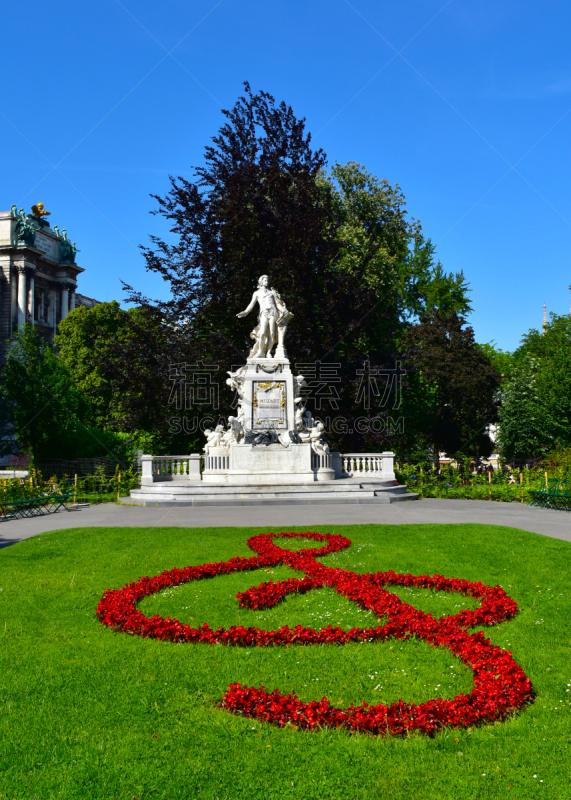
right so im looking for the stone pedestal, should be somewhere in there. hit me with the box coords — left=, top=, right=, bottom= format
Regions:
left=202, top=442, right=335, bottom=484
left=237, top=357, right=296, bottom=435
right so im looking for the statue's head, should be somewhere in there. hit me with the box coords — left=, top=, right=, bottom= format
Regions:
left=258, top=275, right=269, bottom=288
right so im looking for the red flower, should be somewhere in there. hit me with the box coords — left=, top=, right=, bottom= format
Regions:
left=97, top=532, right=533, bottom=736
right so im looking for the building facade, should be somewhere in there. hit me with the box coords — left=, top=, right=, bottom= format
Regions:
left=0, top=205, right=98, bottom=365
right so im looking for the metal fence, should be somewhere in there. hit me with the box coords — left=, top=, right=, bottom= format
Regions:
left=33, top=457, right=127, bottom=479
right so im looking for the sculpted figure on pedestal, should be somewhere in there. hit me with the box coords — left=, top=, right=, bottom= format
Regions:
left=12, top=206, right=36, bottom=246
left=300, top=421, right=330, bottom=456
left=226, top=367, right=247, bottom=434
left=226, top=368, right=246, bottom=397
left=237, top=275, right=293, bottom=359
left=203, top=425, right=225, bottom=454
left=293, top=374, right=306, bottom=404
left=223, top=416, right=244, bottom=445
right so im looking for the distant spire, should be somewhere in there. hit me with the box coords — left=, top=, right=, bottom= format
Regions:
left=542, top=302, right=547, bottom=334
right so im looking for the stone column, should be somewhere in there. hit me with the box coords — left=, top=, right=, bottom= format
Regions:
left=381, top=451, right=396, bottom=482
left=69, top=288, right=76, bottom=312
left=17, top=268, right=26, bottom=330
left=188, top=453, right=202, bottom=481
left=11, top=268, right=18, bottom=335
left=141, top=455, right=154, bottom=486
left=50, top=288, right=57, bottom=331
left=28, top=272, right=35, bottom=323
left=61, top=284, right=69, bottom=320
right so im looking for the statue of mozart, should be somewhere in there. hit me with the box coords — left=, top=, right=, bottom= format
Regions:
left=237, top=275, right=293, bottom=359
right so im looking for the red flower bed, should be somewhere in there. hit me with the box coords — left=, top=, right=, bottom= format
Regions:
left=97, top=532, right=533, bottom=736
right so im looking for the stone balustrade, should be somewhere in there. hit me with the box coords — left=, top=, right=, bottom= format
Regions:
left=141, top=454, right=201, bottom=484
left=204, top=450, right=230, bottom=472
left=311, top=452, right=332, bottom=471
left=140, top=450, right=394, bottom=483
left=341, top=452, right=395, bottom=481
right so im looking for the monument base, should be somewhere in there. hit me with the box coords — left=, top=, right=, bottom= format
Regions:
left=126, top=477, right=418, bottom=506
left=202, top=442, right=335, bottom=484
left=134, top=451, right=417, bottom=505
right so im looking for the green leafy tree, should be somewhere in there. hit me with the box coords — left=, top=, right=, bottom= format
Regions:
left=497, top=314, right=571, bottom=459
left=497, top=356, right=546, bottom=460
left=402, top=311, right=499, bottom=467
left=328, top=162, right=471, bottom=349
left=56, top=302, right=181, bottom=453
left=477, top=341, right=513, bottom=379
left=0, top=324, right=124, bottom=462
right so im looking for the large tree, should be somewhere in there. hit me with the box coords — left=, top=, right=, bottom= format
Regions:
left=402, top=311, right=499, bottom=466
left=56, top=302, right=177, bottom=453
left=123, top=83, right=472, bottom=452
left=0, top=324, right=125, bottom=462
left=497, top=314, right=571, bottom=459
left=125, top=83, right=338, bottom=364
left=327, top=161, right=471, bottom=352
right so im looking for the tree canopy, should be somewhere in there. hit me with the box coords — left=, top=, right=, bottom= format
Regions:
left=402, top=311, right=499, bottom=465
left=0, top=324, right=127, bottom=462
left=327, top=161, right=471, bottom=346
left=122, top=83, right=472, bottom=452
left=497, top=314, right=571, bottom=459
left=55, top=301, right=175, bottom=453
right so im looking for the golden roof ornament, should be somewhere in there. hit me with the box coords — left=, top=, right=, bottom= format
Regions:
left=30, top=202, right=51, bottom=219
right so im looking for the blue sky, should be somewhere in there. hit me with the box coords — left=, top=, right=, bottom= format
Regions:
left=2, top=0, right=570, bottom=352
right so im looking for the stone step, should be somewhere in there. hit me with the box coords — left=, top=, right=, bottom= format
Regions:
left=135, top=479, right=401, bottom=495
left=120, top=491, right=419, bottom=507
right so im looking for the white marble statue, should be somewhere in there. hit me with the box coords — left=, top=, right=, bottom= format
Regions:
left=294, top=374, right=306, bottom=404
left=300, top=420, right=330, bottom=455
left=237, top=275, right=293, bottom=359
left=223, top=415, right=243, bottom=445
left=226, top=368, right=246, bottom=397
left=203, top=424, right=225, bottom=453
left=226, top=367, right=247, bottom=437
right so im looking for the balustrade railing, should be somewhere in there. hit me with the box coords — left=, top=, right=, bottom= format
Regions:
left=204, top=454, right=230, bottom=472
left=141, top=450, right=394, bottom=483
left=311, top=452, right=332, bottom=471
left=152, top=456, right=190, bottom=478
left=141, top=454, right=201, bottom=484
left=341, top=452, right=395, bottom=480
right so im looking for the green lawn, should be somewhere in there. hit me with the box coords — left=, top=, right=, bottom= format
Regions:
left=0, top=523, right=569, bottom=800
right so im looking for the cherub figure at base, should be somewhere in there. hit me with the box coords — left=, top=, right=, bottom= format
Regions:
left=203, top=425, right=225, bottom=454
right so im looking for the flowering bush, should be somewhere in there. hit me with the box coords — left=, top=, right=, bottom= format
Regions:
left=97, top=532, right=533, bottom=736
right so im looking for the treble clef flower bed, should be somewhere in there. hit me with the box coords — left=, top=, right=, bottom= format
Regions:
left=96, top=532, right=533, bottom=736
